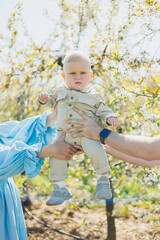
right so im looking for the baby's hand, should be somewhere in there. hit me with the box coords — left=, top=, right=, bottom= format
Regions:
left=38, top=92, right=52, bottom=104
left=107, top=117, right=119, bottom=128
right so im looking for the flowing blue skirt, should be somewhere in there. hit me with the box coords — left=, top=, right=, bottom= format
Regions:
left=0, top=111, right=56, bottom=240
left=0, top=178, right=27, bottom=240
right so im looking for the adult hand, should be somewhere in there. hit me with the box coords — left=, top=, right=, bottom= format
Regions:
left=51, top=132, right=83, bottom=159
left=66, top=107, right=103, bottom=141
left=37, top=131, right=82, bottom=160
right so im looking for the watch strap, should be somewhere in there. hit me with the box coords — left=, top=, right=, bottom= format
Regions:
left=99, top=128, right=111, bottom=144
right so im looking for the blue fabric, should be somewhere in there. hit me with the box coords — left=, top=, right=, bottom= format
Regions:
left=0, top=110, right=56, bottom=240
left=0, top=178, right=27, bottom=240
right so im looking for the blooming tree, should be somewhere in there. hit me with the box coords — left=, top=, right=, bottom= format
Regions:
left=0, top=0, right=160, bottom=193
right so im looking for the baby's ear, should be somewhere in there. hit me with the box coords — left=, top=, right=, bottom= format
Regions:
left=90, top=71, right=93, bottom=78
left=61, top=72, right=65, bottom=80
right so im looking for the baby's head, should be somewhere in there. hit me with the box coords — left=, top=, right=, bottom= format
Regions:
left=61, top=51, right=93, bottom=91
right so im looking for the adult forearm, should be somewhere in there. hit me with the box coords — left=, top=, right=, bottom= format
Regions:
left=36, top=132, right=81, bottom=160
left=67, top=107, right=160, bottom=160
left=104, top=144, right=160, bottom=168
left=105, top=132, right=160, bottom=161
left=36, top=144, right=53, bottom=158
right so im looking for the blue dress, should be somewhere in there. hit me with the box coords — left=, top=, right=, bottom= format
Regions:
left=0, top=111, right=56, bottom=240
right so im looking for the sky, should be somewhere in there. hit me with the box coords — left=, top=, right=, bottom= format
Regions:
left=0, top=0, right=59, bottom=45
left=0, top=0, right=160, bottom=57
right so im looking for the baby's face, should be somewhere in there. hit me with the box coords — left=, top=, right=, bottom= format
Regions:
left=62, top=60, right=93, bottom=91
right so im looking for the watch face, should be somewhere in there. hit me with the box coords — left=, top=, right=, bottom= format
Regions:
left=100, top=129, right=111, bottom=138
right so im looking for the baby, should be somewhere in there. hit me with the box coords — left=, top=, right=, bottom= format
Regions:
left=38, top=51, right=119, bottom=205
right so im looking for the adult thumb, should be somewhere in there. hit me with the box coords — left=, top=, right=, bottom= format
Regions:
left=59, top=131, right=66, bottom=141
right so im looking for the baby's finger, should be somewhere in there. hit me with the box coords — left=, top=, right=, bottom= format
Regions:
left=112, top=119, right=116, bottom=126
left=115, top=119, right=119, bottom=127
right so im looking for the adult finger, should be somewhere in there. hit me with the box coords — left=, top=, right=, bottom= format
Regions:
left=74, top=145, right=83, bottom=151
left=73, top=107, right=91, bottom=120
left=58, top=131, right=66, bottom=140
left=70, top=145, right=78, bottom=151
left=68, top=146, right=78, bottom=155
left=65, top=153, right=72, bottom=159
left=63, top=144, right=78, bottom=155
left=74, top=150, right=83, bottom=155
left=63, top=148, right=73, bottom=157
left=71, top=132, right=84, bottom=138
left=66, top=119, right=87, bottom=126
left=60, top=154, right=71, bottom=160
left=67, top=126, right=84, bottom=133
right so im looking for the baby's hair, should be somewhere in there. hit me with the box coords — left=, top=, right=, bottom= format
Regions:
left=63, top=51, right=90, bottom=71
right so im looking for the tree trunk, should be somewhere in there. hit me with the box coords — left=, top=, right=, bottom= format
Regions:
left=106, top=180, right=116, bottom=240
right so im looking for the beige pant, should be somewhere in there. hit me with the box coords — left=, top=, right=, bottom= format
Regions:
left=49, top=131, right=110, bottom=181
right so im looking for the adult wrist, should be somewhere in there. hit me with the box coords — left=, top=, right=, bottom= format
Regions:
left=99, top=128, right=112, bottom=144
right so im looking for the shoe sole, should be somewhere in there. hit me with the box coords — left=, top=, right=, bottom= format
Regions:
left=46, top=195, right=72, bottom=206
left=96, top=194, right=112, bottom=200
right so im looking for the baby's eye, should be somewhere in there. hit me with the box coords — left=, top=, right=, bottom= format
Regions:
left=70, top=72, right=75, bottom=75
left=81, top=72, right=86, bottom=74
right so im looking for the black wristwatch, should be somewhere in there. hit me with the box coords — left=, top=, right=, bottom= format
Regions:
left=99, top=128, right=111, bottom=144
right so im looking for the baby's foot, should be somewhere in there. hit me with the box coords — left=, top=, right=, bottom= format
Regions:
left=46, top=185, right=72, bottom=205
left=96, top=176, right=112, bottom=200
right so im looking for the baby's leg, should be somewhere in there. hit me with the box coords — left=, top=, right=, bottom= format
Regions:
left=50, top=131, right=68, bottom=182
left=46, top=157, right=72, bottom=205
left=49, top=157, right=68, bottom=181
left=81, top=137, right=112, bottom=199
left=46, top=130, right=72, bottom=205
left=81, top=137, right=110, bottom=174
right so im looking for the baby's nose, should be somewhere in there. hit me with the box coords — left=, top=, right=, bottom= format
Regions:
left=75, top=74, right=81, bottom=79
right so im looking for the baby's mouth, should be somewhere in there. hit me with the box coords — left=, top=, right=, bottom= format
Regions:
left=75, top=81, right=82, bottom=84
